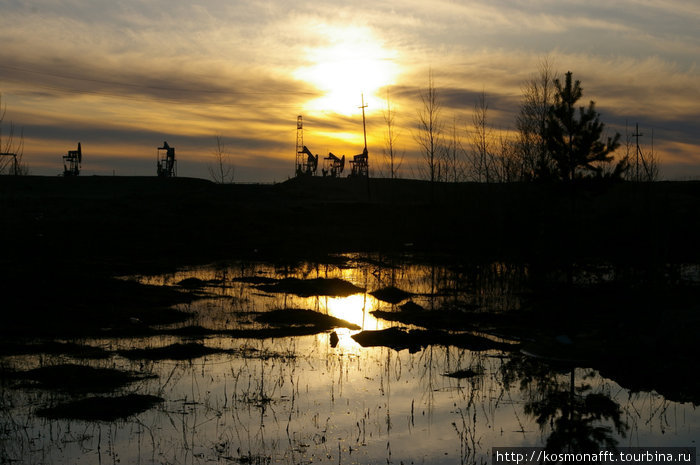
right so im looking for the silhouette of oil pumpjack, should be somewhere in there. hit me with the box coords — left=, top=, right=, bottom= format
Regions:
left=62, top=142, right=82, bottom=176
left=157, top=141, right=177, bottom=177
left=295, top=95, right=369, bottom=178
left=323, top=152, right=345, bottom=177
left=297, top=146, right=319, bottom=176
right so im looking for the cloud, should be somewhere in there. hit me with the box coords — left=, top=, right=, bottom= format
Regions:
left=2, top=0, right=699, bottom=181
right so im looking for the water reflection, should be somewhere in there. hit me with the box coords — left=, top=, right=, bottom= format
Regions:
left=0, top=255, right=697, bottom=465
left=501, top=356, right=627, bottom=453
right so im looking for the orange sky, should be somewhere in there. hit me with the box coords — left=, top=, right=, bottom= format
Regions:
left=1, top=1, right=699, bottom=181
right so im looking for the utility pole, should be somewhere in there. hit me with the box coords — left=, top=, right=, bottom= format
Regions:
left=359, top=94, right=368, bottom=153
left=632, top=123, right=644, bottom=182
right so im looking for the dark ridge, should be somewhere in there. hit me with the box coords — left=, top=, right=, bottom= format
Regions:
left=177, top=277, right=208, bottom=288
left=351, top=328, right=517, bottom=353
left=36, top=394, right=163, bottom=421
left=254, top=308, right=361, bottom=330
left=369, top=285, right=413, bottom=304
left=118, top=342, right=234, bottom=361
left=0, top=275, right=193, bottom=338
left=254, top=277, right=364, bottom=297
left=0, top=341, right=110, bottom=359
left=6, top=364, right=154, bottom=394
left=231, top=276, right=279, bottom=284
left=443, top=368, right=483, bottom=379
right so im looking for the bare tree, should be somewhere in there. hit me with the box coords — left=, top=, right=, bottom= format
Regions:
left=516, top=58, right=557, bottom=180
left=644, top=128, right=660, bottom=182
left=0, top=93, right=28, bottom=175
left=494, top=131, right=521, bottom=182
left=415, top=70, right=445, bottom=187
left=208, top=135, right=235, bottom=184
left=445, top=115, right=465, bottom=182
left=383, top=91, right=404, bottom=179
left=467, top=91, right=494, bottom=182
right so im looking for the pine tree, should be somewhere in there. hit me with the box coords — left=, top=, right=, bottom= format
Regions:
left=546, top=72, right=622, bottom=181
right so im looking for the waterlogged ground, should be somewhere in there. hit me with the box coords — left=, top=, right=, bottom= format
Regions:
left=1, top=255, right=698, bottom=464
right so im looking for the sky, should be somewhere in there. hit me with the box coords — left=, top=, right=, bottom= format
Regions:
left=1, top=0, right=699, bottom=181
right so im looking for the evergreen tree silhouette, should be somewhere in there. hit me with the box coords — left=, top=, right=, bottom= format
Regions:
left=546, top=72, right=622, bottom=181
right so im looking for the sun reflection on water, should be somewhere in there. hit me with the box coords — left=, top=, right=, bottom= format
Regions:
left=324, top=294, right=369, bottom=329
left=2, top=256, right=699, bottom=465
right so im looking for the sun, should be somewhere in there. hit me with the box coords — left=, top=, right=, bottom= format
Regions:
left=295, top=26, right=398, bottom=116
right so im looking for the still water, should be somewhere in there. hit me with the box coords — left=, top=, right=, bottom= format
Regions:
left=1, top=254, right=697, bottom=464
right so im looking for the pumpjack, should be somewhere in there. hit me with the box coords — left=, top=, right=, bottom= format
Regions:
left=323, top=152, right=345, bottom=177
left=157, top=141, right=176, bottom=177
left=349, top=148, right=368, bottom=177
left=297, top=146, right=319, bottom=176
left=63, top=142, right=82, bottom=176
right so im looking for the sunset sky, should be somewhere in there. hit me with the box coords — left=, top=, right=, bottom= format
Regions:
left=1, top=0, right=698, bottom=181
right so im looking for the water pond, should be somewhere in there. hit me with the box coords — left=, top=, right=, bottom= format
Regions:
left=1, top=254, right=697, bottom=464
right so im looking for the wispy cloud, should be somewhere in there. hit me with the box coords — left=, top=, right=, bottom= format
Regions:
left=1, top=0, right=699, bottom=180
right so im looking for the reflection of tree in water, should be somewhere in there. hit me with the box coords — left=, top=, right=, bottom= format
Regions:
left=501, top=355, right=627, bottom=452
left=450, top=352, right=491, bottom=465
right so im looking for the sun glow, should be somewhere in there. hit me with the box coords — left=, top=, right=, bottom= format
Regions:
left=323, top=293, right=387, bottom=351
left=295, top=26, right=398, bottom=115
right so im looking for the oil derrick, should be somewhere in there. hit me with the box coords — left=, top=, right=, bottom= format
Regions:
left=295, top=116, right=318, bottom=176
left=349, top=95, right=369, bottom=177
left=157, top=141, right=176, bottom=177
left=62, top=142, right=82, bottom=176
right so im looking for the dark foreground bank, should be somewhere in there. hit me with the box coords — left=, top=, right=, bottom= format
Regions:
left=1, top=175, right=699, bottom=405
left=2, top=175, right=699, bottom=271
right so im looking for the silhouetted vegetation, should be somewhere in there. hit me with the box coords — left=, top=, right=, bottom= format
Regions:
left=415, top=70, right=444, bottom=195
left=516, top=58, right=557, bottom=180
left=382, top=91, right=404, bottom=179
left=409, top=64, right=633, bottom=184
left=501, top=357, right=627, bottom=452
left=547, top=72, right=625, bottom=181
left=208, top=134, right=235, bottom=184
left=0, top=93, right=28, bottom=176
